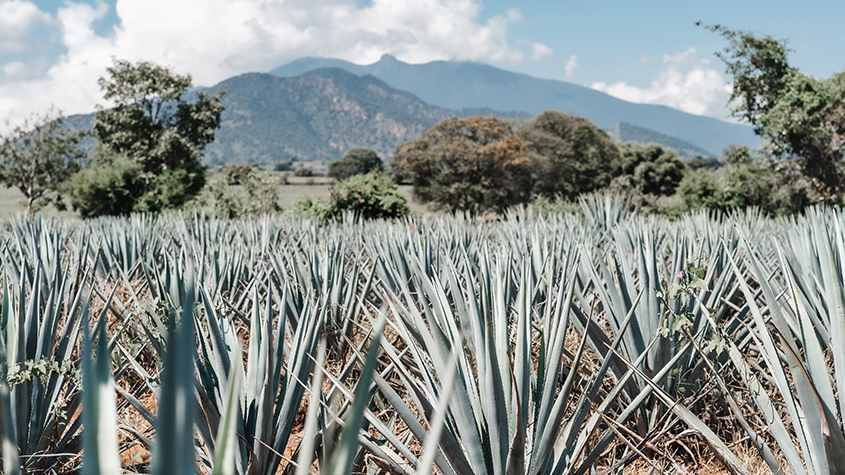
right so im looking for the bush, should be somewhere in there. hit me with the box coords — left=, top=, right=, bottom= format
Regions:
left=211, top=167, right=282, bottom=218
left=674, top=169, right=727, bottom=213
left=328, top=172, right=409, bottom=220
left=287, top=197, right=332, bottom=221
left=223, top=164, right=255, bottom=185
left=293, top=166, right=314, bottom=177
left=67, top=154, right=145, bottom=218
left=290, top=172, right=409, bottom=222
left=273, top=161, right=293, bottom=172
left=670, top=152, right=813, bottom=216
left=328, top=148, right=383, bottom=181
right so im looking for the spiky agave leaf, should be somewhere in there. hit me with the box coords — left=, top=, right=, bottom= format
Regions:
left=81, top=296, right=121, bottom=475
left=151, top=263, right=197, bottom=475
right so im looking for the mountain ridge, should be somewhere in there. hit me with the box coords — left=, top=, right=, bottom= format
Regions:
left=609, top=123, right=714, bottom=158
left=271, top=54, right=757, bottom=155
left=201, top=68, right=531, bottom=164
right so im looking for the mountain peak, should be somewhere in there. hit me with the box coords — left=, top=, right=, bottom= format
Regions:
left=379, top=53, right=398, bottom=63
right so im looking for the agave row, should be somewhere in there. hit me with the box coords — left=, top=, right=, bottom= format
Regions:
left=0, top=202, right=839, bottom=475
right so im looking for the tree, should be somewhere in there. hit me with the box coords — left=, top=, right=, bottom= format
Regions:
left=327, top=148, right=383, bottom=181
left=671, top=145, right=812, bottom=216
left=394, top=116, right=534, bottom=213
left=615, top=143, right=685, bottom=196
left=222, top=164, right=255, bottom=185
left=69, top=59, right=224, bottom=216
left=517, top=110, right=621, bottom=200
left=0, top=110, right=83, bottom=212
left=703, top=24, right=845, bottom=191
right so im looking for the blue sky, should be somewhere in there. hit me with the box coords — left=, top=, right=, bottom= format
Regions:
left=1, top=0, right=843, bottom=128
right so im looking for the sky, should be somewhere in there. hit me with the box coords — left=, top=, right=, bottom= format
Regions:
left=1, top=0, right=843, bottom=130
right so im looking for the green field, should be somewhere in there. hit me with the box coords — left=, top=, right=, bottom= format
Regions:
left=0, top=181, right=431, bottom=219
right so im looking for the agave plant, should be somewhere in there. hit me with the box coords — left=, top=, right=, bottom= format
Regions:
left=724, top=209, right=845, bottom=475
left=193, top=277, right=325, bottom=475
left=0, top=217, right=88, bottom=474
left=362, top=224, right=671, bottom=475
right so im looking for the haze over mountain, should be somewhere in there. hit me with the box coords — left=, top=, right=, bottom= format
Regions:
left=272, top=55, right=759, bottom=156
left=608, top=123, right=713, bottom=158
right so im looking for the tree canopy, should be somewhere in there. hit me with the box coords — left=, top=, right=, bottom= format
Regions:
left=615, top=143, right=685, bottom=196
left=70, top=59, right=224, bottom=217
left=704, top=23, right=845, bottom=191
left=0, top=111, right=83, bottom=212
left=393, top=116, right=534, bottom=213
left=517, top=110, right=621, bottom=200
left=327, top=148, right=383, bottom=181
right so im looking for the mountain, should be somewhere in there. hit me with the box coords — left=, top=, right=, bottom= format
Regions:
left=271, top=55, right=758, bottom=156
left=608, top=123, right=714, bottom=158
left=202, top=68, right=530, bottom=164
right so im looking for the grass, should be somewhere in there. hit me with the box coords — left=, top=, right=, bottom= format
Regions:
left=0, top=179, right=430, bottom=220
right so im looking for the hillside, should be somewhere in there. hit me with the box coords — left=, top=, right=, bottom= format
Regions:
left=272, top=55, right=759, bottom=155
left=608, top=122, right=714, bottom=158
left=202, top=68, right=529, bottom=164
left=69, top=66, right=724, bottom=166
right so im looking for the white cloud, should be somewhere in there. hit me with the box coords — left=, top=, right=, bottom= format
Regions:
left=531, top=43, right=552, bottom=61
left=591, top=48, right=731, bottom=119
left=564, top=54, right=577, bottom=77
left=0, top=0, right=550, bottom=127
left=2, top=61, right=25, bottom=77
left=638, top=54, right=648, bottom=65
left=0, top=0, right=53, bottom=53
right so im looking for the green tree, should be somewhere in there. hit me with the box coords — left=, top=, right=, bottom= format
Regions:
left=327, top=171, right=408, bottom=220
left=69, top=59, right=224, bottom=217
left=289, top=171, right=408, bottom=222
left=615, top=143, right=685, bottom=196
left=222, top=164, right=255, bottom=185
left=394, top=116, right=534, bottom=213
left=327, top=148, right=383, bottom=181
left=670, top=145, right=811, bottom=216
left=517, top=110, right=621, bottom=200
left=0, top=110, right=83, bottom=212
left=704, top=24, right=845, bottom=191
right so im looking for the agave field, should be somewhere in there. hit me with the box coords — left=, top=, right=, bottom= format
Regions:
left=2, top=194, right=845, bottom=475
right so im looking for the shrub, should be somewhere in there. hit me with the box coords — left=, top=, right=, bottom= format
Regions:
left=67, top=154, right=144, bottom=218
left=293, top=166, right=314, bottom=177
left=328, top=148, right=383, bottom=181
left=290, top=172, right=409, bottom=222
left=615, top=143, right=686, bottom=196
left=222, top=164, right=255, bottom=185
left=670, top=154, right=813, bottom=216
left=327, top=171, right=409, bottom=220
left=273, top=161, right=293, bottom=172
left=211, top=166, right=282, bottom=218
left=674, top=168, right=727, bottom=213
left=287, top=197, right=332, bottom=221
